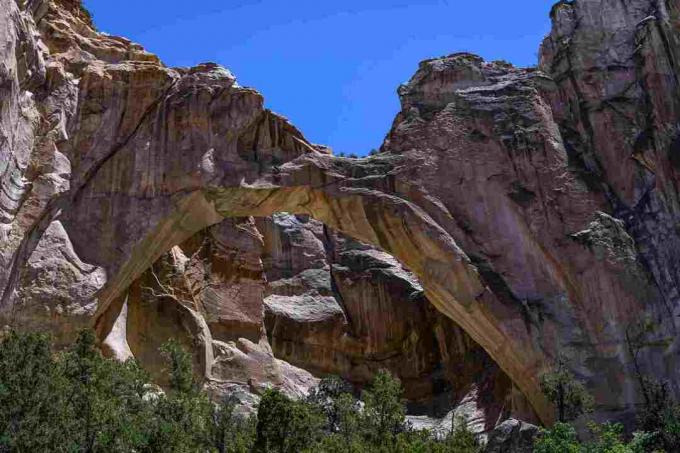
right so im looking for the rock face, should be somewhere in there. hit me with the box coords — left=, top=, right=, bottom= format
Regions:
left=3, top=0, right=680, bottom=431
left=119, top=213, right=527, bottom=428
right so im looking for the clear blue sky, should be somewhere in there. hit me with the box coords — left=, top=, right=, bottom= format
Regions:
left=84, top=0, right=556, bottom=156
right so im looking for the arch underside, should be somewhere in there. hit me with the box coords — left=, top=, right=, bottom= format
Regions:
left=93, top=172, right=553, bottom=424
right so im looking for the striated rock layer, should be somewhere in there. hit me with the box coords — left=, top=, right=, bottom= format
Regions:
left=3, top=0, right=680, bottom=430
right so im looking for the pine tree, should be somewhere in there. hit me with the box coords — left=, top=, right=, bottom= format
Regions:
left=360, top=370, right=407, bottom=447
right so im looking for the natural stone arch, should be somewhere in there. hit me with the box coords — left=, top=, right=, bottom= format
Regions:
left=8, top=49, right=557, bottom=424
left=92, top=154, right=554, bottom=424
left=7, top=0, right=680, bottom=431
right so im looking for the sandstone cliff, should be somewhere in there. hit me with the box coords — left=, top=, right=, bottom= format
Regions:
left=2, top=0, right=680, bottom=433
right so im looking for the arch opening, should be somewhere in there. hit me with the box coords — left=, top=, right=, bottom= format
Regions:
left=105, top=210, right=539, bottom=427
left=93, top=182, right=554, bottom=424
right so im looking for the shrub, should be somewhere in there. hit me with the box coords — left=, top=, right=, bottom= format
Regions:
left=534, top=423, right=581, bottom=453
left=160, top=339, right=196, bottom=394
left=60, top=330, right=156, bottom=452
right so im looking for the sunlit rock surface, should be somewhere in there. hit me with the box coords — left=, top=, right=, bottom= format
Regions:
left=3, top=0, right=680, bottom=441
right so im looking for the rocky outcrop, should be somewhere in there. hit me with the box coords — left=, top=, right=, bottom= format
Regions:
left=3, top=0, right=680, bottom=431
left=261, top=214, right=531, bottom=424
left=484, top=418, right=539, bottom=453
left=102, top=211, right=526, bottom=428
left=537, top=0, right=680, bottom=423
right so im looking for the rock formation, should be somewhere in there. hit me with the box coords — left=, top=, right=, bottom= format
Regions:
left=3, top=0, right=680, bottom=435
left=122, top=213, right=526, bottom=430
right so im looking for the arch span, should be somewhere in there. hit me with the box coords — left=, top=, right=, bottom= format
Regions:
left=92, top=153, right=553, bottom=424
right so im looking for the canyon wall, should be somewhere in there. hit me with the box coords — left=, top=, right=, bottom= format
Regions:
left=2, top=0, right=680, bottom=430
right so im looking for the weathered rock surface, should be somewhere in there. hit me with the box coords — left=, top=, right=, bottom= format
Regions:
left=99, top=211, right=525, bottom=429
left=3, top=0, right=680, bottom=433
left=260, top=213, right=527, bottom=424
left=484, top=418, right=539, bottom=453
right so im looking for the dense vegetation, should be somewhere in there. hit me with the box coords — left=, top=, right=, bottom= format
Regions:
left=4, top=325, right=680, bottom=452
left=0, top=330, right=480, bottom=452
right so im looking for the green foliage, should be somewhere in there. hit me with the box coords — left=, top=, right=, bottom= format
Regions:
left=536, top=353, right=665, bottom=453
left=60, top=330, right=156, bottom=452
left=540, top=355, right=594, bottom=422
left=332, top=392, right=362, bottom=443
left=211, top=397, right=256, bottom=453
left=307, top=375, right=356, bottom=434
left=441, top=417, right=482, bottom=453
left=0, top=330, right=258, bottom=452
left=143, top=340, right=215, bottom=451
left=0, top=331, right=66, bottom=451
left=313, top=433, right=368, bottom=453
left=78, top=1, right=95, bottom=27
left=146, top=384, right=212, bottom=451
left=535, top=423, right=634, bottom=453
left=306, top=371, right=481, bottom=453
left=627, top=431, right=662, bottom=453
left=534, top=421, right=668, bottom=453
left=0, top=330, right=158, bottom=452
left=625, top=318, right=680, bottom=452
left=360, top=369, right=407, bottom=445
left=632, top=376, right=680, bottom=452
left=583, top=423, right=636, bottom=453
left=160, top=339, right=196, bottom=394
left=0, top=333, right=484, bottom=453
left=534, top=423, right=581, bottom=453
left=254, top=388, right=324, bottom=453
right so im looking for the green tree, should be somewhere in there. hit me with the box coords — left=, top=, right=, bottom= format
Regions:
left=583, top=423, right=635, bottom=453
left=0, top=331, right=67, bottom=452
left=254, top=388, right=325, bottom=453
left=625, top=318, right=680, bottom=451
left=534, top=423, right=581, bottom=453
left=147, top=340, right=212, bottom=452
left=314, top=434, right=370, bottom=453
left=307, top=376, right=355, bottom=433
left=59, top=330, right=156, bottom=452
left=210, top=396, right=256, bottom=453
left=160, top=339, right=196, bottom=393
left=540, top=355, right=594, bottom=422
left=360, top=370, right=407, bottom=447
left=334, top=392, right=362, bottom=444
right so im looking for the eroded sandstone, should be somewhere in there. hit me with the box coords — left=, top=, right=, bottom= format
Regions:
left=3, top=0, right=680, bottom=432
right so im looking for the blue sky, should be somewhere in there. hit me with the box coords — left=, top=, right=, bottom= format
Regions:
left=84, top=0, right=556, bottom=156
